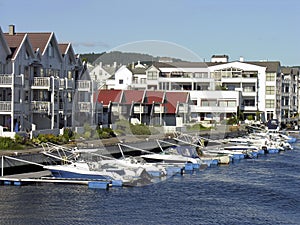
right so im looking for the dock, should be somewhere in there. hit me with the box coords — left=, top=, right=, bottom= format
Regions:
left=0, top=170, right=119, bottom=189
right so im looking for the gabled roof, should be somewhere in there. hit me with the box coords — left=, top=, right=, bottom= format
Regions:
left=59, top=43, right=76, bottom=64
left=4, top=33, right=26, bottom=59
left=58, top=43, right=69, bottom=55
left=165, top=92, right=189, bottom=114
left=0, top=27, right=11, bottom=56
left=281, top=67, right=299, bottom=75
left=122, top=90, right=144, bottom=104
left=25, top=32, right=52, bottom=54
left=96, top=89, right=122, bottom=106
left=145, top=90, right=165, bottom=104
left=130, top=67, right=146, bottom=75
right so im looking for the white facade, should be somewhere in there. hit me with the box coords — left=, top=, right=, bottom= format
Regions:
left=208, top=61, right=272, bottom=121
left=189, top=90, right=241, bottom=122
left=107, top=65, right=133, bottom=90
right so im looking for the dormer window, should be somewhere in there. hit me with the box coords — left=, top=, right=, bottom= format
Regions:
left=48, top=42, right=54, bottom=57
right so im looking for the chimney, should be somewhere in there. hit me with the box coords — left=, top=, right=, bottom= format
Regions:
left=9, top=24, right=15, bottom=35
left=239, top=56, right=244, bottom=62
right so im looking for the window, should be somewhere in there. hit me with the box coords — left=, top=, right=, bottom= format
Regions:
left=265, top=99, right=275, bottom=108
left=147, top=71, right=158, bottom=80
left=48, top=42, right=54, bottom=57
left=40, top=68, right=44, bottom=77
left=119, top=79, right=123, bottom=84
left=25, top=50, right=30, bottom=60
left=201, top=99, right=217, bottom=106
left=67, top=92, right=72, bottom=103
left=266, top=73, right=275, bottom=81
left=68, top=71, right=73, bottom=79
left=266, top=86, right=275, bottom=95
left=244, top=99, right=255, bottom=106
left=228, top=101, right=236, bottom=107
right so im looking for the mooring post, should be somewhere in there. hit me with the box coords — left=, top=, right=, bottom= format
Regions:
left=1, top=156, right=4, bottom=177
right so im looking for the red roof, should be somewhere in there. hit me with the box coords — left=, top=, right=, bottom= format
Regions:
left=96, top=90, right=122, bottom=106
left=122, top=90, right=144, bottom=104
left=145, top=91, right=164, bottom=104
left=165, top=92, right=189, bottom=114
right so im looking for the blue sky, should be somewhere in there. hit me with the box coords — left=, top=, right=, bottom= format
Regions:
left=1, top=0, right=300, bottom=65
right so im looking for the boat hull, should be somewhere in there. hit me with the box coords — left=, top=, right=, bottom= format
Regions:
left=48, top=168, right=113, bottom=180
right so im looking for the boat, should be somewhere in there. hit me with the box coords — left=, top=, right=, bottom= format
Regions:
left=43, top=161, right=150, bottom=186
left=41, top=143, right=153, bottom=186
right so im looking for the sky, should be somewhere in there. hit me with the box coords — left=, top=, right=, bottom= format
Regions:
left=1, top=0, right=300, bottom=65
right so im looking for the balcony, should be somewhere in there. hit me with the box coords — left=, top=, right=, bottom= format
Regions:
left=78, top=102, right=91, bottom=112
left=133, top=105, right=144, bottom=113
left=0, top=101, right=22, bottom=113
left=31, top=77, right=51, bottom=89
left=76, top=80, right=91, bottom=92
left=154, top=105, right=164, bottom=113
left=190, top=105, right=237, bottom=113
left=31, top=101, right=50, bottom=113
left=0, top=74, right=22, bottom=86
left=178, top=105, right=189, bottom=113
left=0, top=101, right=11, bottom=112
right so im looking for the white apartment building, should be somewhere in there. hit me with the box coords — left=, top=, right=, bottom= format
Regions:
left=0, top=25, right=93, bottom=138
left=207, top=56, right=282, bottom=123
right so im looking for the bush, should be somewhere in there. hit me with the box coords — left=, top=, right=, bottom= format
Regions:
left=187, top=123, right=211, bottom=131
left=96, top=127, right=116, bottom=139
left=0, top=137, right=23, bottom=150
left=130, top=124, right=151, bottom=135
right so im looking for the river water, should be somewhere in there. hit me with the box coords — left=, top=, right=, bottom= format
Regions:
left=0, top=141, right=299, bottom=225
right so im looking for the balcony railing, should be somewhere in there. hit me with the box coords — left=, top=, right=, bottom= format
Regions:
left=31, top=101, right=50, bottom=113
left=32, top=77, right=51, bottom=89
left=178, top=105, right=189, bottom=113
left=154, top=105, right=164, bottom=113
left=78, top=102, right=91, bottom=112
left=76, top=80, right=91, bottom=92
left=0, top=101, right=11, bottom=112
left=0, top=75, right=12, bottom=85
left=0, top=74, right=23, bottom=86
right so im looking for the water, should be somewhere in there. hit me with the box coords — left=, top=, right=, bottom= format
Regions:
left=1, top=143, right=300, bottom=225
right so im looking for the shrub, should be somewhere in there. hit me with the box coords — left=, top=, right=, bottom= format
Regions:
left=0, top=137, right=23, bottom=150
left=187, top=123, right=211, bottom=131
left=96, top=127, right=116, bottom=139
left=130, top=124, right=151, bottom=135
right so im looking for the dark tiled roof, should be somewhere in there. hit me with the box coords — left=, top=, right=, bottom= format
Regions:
left=24, top=32, right=52, bottom=53
left=281, top=67, right=299, bottom=75
left=4, top=33, right=26, bottom=59
left=207, top=61, right=281, bottom=73
left=151, top=61, right=208, bottom=68
left=58, top=43, right=69, bottom=55
left=130, top=67, right=146, bottom=74
left=246, top=61, right=281, bottom=73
